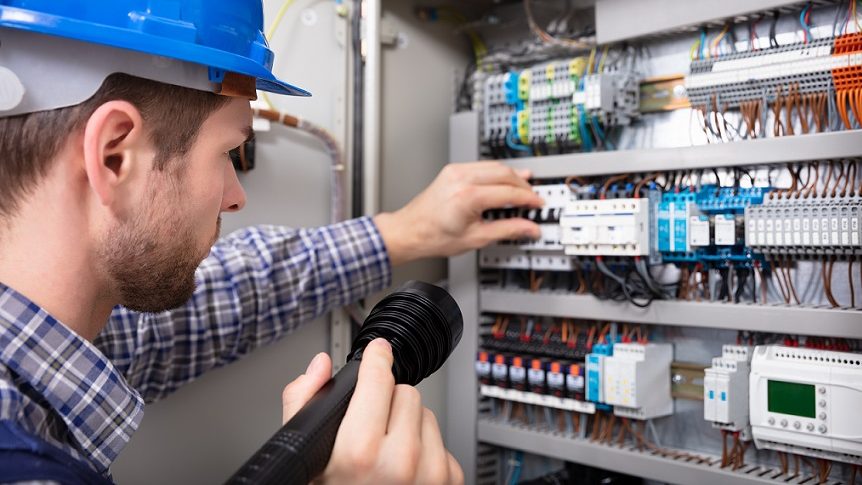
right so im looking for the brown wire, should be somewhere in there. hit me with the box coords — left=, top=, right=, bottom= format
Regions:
left=771, top=258, right=791, bottom=304
left=565, top=175, right=588, bottom=193
left=843, top=160, right=856, bottom=197
left=804, top=162, right=820, bottom=198
left=824, top=256, right=840, bottom=308
left=800, top=91, right=811, bottom=134
left=821, top=161, right=833, bottom=198
left=785, top=84, right=796, bottom=136
left=782, top=257, right=801, bottom=304
left=773, top=86, right=785, bottom=136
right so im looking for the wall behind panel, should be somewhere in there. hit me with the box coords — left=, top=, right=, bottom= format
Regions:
left=379, top=0, right=474, bottom=438
left=111, top=1, right=347, bottom=483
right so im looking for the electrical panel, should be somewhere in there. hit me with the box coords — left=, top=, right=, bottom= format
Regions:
left=450, top=2, right=862, bottom=483
left=704, top=345, right=753, bottom=435
left=750, top=345, right=862, bottom=464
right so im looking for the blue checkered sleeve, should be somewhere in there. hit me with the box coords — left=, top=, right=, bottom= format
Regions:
left=94, top=217, right=391, bottom=403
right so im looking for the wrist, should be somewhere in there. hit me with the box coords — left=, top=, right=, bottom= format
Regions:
left=373, top=211, right=422, bottom=266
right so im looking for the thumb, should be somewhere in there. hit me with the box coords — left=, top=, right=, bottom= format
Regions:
left=282, top=352, right=333, bottom=424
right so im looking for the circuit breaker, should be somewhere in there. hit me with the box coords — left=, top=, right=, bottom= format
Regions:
left=560, top=198, right=651, bottom=256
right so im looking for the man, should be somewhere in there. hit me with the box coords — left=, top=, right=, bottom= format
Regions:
left=0, top=2, right=542, bottom=484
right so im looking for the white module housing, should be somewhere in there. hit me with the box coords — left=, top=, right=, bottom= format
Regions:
left=560, top=198, right=651, bottom=256
left=704, top=345, right=753, bottom=434
left=603, top=343, right=673, bottom=420
left=750, top=345, right=862, bottom=464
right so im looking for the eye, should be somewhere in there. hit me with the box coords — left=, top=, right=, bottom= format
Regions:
left=229, top=141, right=254, bottom=172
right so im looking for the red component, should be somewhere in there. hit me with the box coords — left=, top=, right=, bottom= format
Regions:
left=494, top=354, right=506, bottom=365
left=512, top=356, right=523, bottom=368
left=569, top=364, right=580, bottom=375
left=478, top=351, right=489, bottom=362
left=550, top=361, right=562, bottom=374
left=531, top=359, right=542, bottom=370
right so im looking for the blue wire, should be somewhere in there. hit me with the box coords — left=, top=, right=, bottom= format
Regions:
left=509, top=451, right=523, bottom=485
left=591, top=115, right=615, bottom=150
left=578, top=106, right=593, bottom=152
left=700, top=29, right=707, bottom=60
left=800, top=5, right=813, bottom=42
left=506, top=130, right=532, bottom=153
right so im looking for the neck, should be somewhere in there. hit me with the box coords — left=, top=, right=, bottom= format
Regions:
left=0, top=167, right=114, bottom=342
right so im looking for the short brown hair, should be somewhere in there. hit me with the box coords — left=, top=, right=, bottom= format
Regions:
left=0, top=73, right=229, bottom=219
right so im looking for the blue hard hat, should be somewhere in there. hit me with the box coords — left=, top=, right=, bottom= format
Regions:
left=0, top=0, right=310, bottom=97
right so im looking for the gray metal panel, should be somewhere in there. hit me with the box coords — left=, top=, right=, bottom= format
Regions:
left=504, top=131, right=862, bottom=178
left=449, top=111, right=480, bottom=163
left=480, top=289, right=862, bottom=339
left=446, top=112, right=482, bottom=485
left=596, top=0, right=806, bottom=44
left=477, top=420, right=784, bottom=485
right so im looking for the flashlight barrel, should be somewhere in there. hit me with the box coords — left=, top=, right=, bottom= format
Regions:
left=225, top=359, right=360, bottom=485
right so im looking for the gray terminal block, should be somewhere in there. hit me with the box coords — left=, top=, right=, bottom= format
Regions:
left=744, top=196, right=862, bottom=255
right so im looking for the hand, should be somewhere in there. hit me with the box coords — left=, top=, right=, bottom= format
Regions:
left=282, top=339, right=464, bottom=485
left=373, top=162, right=544, bottom=265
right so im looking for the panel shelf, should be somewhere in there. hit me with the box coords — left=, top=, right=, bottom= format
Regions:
left=477, top=419, right=830, bottom=485
left=502, top=131, right=862, bottom=179
left=480, top=289, right=862, bottom=339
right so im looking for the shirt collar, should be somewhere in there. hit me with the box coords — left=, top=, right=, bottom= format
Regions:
left=0, top=282, right=144, bottom=473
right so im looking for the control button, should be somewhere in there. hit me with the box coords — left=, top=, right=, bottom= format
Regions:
left=819, top=400, right=827, bottom=408
left=819, top=412, right=827, bottom=420
left=818, top=387, right=826, bottom=394
left=768, top=417, right=776, bottom=425
left=818, top=425, right=827, bottom=434
left=793, top=421, right=801, bottom=429
left=807, top=423, right=815, bottom=432
left=780, top=419, right=788, bottom=427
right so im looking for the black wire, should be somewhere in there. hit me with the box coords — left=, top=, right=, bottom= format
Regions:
left=769, top=10, right=780, bottom=48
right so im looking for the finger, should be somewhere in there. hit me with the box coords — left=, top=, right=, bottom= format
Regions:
left=339, top=338, right=395, bottom=442
left=282, top=352, right=332, bottom=424
left=459, top=163, right=533, bottom=190
left=515, top=168, right=532, bottom=180
left=379, top=386, right=424, bottom=482
left=416, top=409, right=450, bottom=485
left=385, top=385, right=423, bottom=436
left=469, top=185, right=544, bottom=211
left=476, top=219, right=541, bottom=245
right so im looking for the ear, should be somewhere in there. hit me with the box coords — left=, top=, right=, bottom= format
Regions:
left=82, top=100, right=148, bottom=209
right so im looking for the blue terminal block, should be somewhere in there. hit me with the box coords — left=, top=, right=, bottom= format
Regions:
left=585, top=343, right=613, bottom=412
left=504, top=71, right=521, bottom=106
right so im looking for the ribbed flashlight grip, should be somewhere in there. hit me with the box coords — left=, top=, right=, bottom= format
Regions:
left=225, top=360, right=360, bottom=485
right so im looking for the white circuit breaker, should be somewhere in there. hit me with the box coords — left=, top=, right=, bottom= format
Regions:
left=603, top=343, right=673, bottom=419
left=560, top=198, right=651, bottom=256
left=750, top=345, right=862, bottom=464
left=704, top=345, right=753, bottom=435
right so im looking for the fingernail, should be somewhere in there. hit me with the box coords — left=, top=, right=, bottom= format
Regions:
left=371, top=338, right=392, bottom=353
left=306, top=353, right=325, bottom=375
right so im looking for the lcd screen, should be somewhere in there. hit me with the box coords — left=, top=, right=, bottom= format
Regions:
left=767, top=380, right=816, bottom=418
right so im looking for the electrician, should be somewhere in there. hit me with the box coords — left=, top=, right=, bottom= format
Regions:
left=0, top=2, right=543, bottom=483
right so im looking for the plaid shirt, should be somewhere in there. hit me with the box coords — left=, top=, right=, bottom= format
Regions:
left=0, top=218, right=391, bottom=477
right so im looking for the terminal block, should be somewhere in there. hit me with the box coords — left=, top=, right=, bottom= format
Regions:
left=560, top=198, right=651, bottom=256
left=704, top=345, right=753, bottom=436
left=573, top=72, right=640, bottom=126
left=744, top=196, right=862, bottom=255
left=603, top=343, right=674, bottom=420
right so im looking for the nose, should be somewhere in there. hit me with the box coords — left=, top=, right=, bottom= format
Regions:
left=221, top=159, right=247, bottom=212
